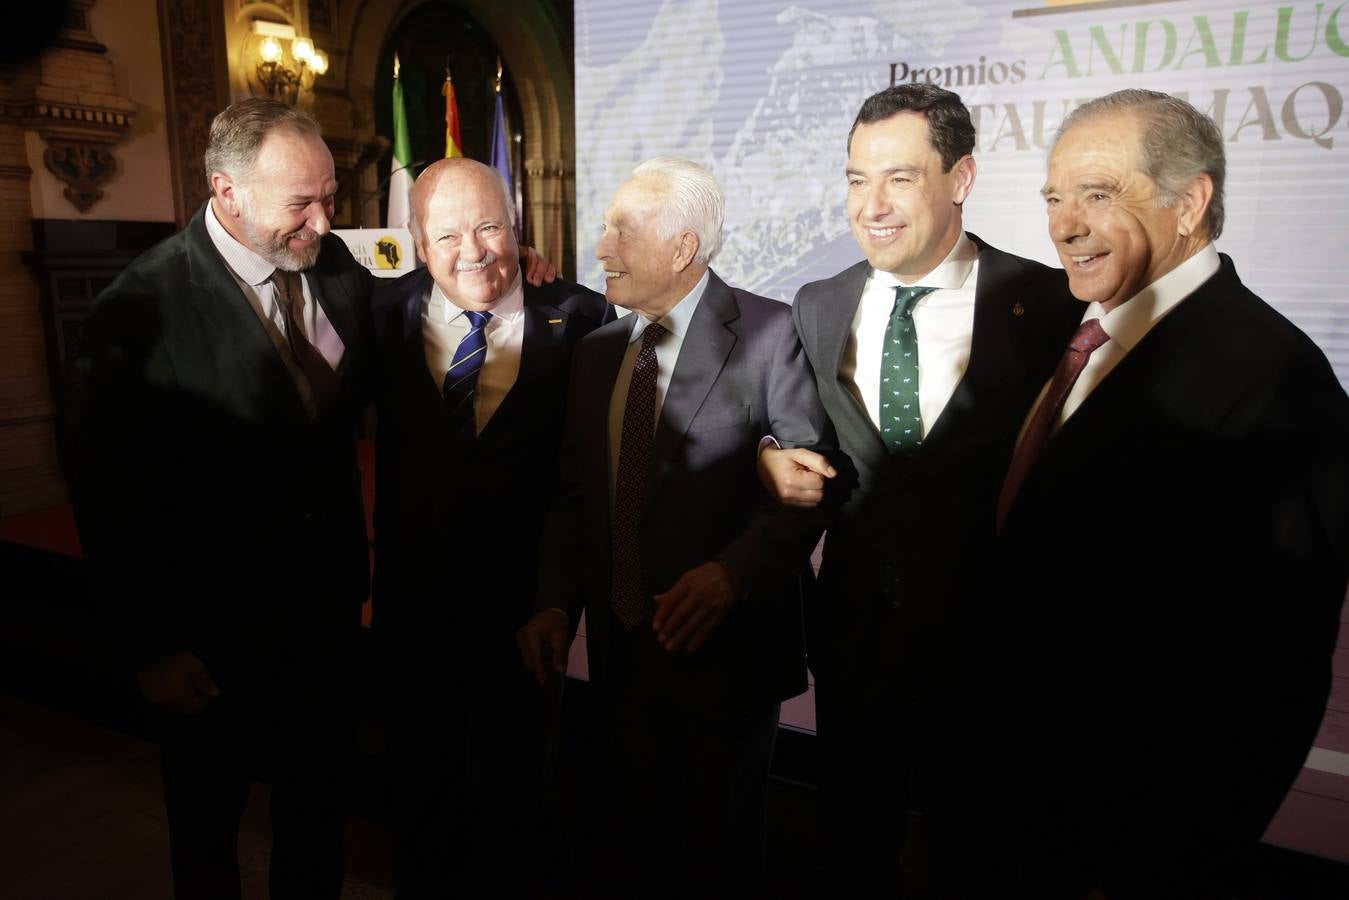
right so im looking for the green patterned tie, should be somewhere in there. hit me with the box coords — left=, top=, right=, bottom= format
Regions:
left=880, top=285, right=937, bottom=454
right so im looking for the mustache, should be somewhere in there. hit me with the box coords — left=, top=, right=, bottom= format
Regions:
left=455, top=251, right=498, bottom=272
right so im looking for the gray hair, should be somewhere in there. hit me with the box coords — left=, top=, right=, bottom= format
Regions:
left=631, top=157, right=724, bottom=264
left=204, top=98, right=323, bottom=192
left=409, top=160, right=516, bottom=243
left=1054, top=89, right=1226, bottom=240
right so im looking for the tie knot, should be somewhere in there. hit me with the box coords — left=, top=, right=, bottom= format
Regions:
left=641, top=321, right=667, bottom=348
left=271, top=270, right=301, bottom=308
left=465, top=310, right=492, bottom=330
left=893, top=285, right=937, bottom=318
left=1069, top=317, right=1110, bottom=353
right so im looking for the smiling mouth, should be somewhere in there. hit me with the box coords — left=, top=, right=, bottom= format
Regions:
left=1069, top=252, right=1108, bottom=267
left=866, top=226, right=900, bottom=238
left=604, top=271, right=626, bottom=279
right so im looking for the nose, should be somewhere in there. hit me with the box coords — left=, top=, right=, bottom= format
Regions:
left=595, top=228, right=613, bottom=261
left=460, top=229, right=484, bottom=262
left=306, top=202, right=330, bottom=237
left=1048, top=198, right=1083, bottom=245
left=860, top=184, right=890, bottom=222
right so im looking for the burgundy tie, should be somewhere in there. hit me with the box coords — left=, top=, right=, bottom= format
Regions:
left=996, top=318, right=1110, bottom=530
left=611, top=322, right=666, bottom=631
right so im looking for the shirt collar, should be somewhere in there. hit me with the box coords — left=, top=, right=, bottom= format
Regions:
left=1088, top=243, right=1220, bottom=350
left=628, top=268, right=711, bottom=344
left=869, top=231, right=977, bottom=291
left=204, top=199, right=279, bottom=287
left=426, top=269, right=525, bottom=325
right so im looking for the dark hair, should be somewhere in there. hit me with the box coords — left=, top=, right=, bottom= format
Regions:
left=204, top=98, right=323, bottom=193
left=1054, top=89, right=1226, bottom=241
left=847, top=84, right=976, bottom=173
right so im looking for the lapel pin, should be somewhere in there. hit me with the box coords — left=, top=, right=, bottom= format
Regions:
left=548, top=318, right=563, bottom=325
left=1012, top=301, right=1025, bottom=317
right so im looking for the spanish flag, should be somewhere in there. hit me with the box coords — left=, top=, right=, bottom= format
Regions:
left=443, top=71, right=463, bottom=158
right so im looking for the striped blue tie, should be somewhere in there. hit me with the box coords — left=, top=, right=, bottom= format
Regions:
left=443, top=310, right=492, bottom=435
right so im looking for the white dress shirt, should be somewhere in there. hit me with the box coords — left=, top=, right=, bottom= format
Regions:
left=607, top=269, right=710, bottom=497
left=842, top=232, right=979, bottom=438
left=1024, top=242, right=1221, bottom=434
left=204, top=200, right=344, bottom=369
left=422, top=273, right=526, bottom=435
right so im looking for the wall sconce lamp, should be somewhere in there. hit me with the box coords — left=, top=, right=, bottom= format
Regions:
left=252, top=21, right=327, bottom=105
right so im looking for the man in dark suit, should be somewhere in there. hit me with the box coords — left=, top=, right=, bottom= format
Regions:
left=369, top=157, right=612, bottom=899
left=75, top=99, right=373, bottom=899
left=756, top=84, right=1081, bottom=894
left=987, top=89, right=1349, bottom=898
left=517, top=157, right=831, bottom=900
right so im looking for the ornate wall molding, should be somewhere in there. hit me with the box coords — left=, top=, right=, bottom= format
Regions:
left=43, top=143, right=117, bottom=213
left=158, top=0, right=229, bottom=225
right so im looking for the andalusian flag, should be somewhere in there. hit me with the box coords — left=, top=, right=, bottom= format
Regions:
left=443, top=71, right=463, bottom=158
left=387, top=53, right=413, bottom=229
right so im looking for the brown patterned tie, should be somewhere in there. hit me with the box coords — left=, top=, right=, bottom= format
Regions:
left=996, top=318, right=1110, bottom=531
left=271, top=270, right=339, bottom=412
left=611, top=322, right=666, bottom=630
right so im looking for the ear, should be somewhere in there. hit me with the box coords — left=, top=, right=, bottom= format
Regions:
left=950, top=155, right=977, bottom=206
left=671, top=230, right=699, bottom=273
left=1175, top=173, right=1214, bottom=238
left=211, top=172, right=241, bottom=217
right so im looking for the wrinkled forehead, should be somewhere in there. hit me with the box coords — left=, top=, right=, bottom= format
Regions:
left=247, top=131, right=335, bottom=190
left=422, top=170, right=511, bottom=224
left=606, top=176, right=664, bottom=222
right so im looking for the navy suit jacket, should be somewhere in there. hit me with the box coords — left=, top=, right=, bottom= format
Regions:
left=370, top=266, right=612, bottom=642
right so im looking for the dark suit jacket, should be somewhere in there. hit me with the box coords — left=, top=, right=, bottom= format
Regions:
left=369, top=267, right=612, bottom=643
left=538, top=270, right=832, bottom=712
left=992, top=256, right=1349, bottom=892
left=792, top=233, right=1080, bottom=691
left=75, top=203, right=375, bottom=679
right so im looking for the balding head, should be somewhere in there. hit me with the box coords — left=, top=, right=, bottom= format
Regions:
left=411, top=158, right=515, bottom=242
left=412, top=158, right=520, bottom=312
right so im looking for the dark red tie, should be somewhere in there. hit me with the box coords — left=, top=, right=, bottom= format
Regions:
left=997, top=318, right=1110, bottom=530
left=611, top=322, right=666, bottom=631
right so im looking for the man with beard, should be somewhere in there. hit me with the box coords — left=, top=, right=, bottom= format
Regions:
left=76, top=99, right=375, bottom=899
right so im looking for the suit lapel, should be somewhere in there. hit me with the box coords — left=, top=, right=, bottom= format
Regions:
left=643, top=271, right=738, bottom=518
left=817, top=262, right=890, bottom=466
left=181, top=208, right=307, bottom=416
left=482, top=283, right=568, bottom=438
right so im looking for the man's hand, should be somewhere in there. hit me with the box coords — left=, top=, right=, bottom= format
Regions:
left=138, top=651, right=220, bottom=715
left=521, top=246, right=559, bottom=286
left=758, top=446, right=836, bottom=508
left=652, top=562, right=745, bottom=653
left=517, top=609, right=571, bottom=686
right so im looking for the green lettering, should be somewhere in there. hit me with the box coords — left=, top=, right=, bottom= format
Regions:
left=1326, top=2, right=1349, bottom=56
left=1177, top=15, right=1223, bottom=69
left=1041, top=30, right=1081, bottom=79
left=1275, top=3, right=1324, bottom=62
left=1087, top=25, right=1127, bottom=75
left=1228, top=11, right=1268, bottom=65
left=1132, top=19, right=1177, bottom=72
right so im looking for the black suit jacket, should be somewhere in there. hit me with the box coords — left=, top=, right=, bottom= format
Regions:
left=75, top=203, right=375, bottom=678
left=369, top=267, right=612, bottom=642
left=538, top=270, right=832, bottom=711
left=991, top=255, right=1349, bottom=891
left=792, top=234, right=1081, bottom=690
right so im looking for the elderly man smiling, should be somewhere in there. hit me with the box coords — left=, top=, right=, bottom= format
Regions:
left=984, top=89, right=1349, bottom=898
left=369, top=157, right=611, bottom=899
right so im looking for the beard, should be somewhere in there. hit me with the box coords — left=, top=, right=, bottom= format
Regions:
left=237, top=191, right=322, bottom=272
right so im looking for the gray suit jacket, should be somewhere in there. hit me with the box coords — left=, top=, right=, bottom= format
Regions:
left=538, top=270, right=832, bottom=711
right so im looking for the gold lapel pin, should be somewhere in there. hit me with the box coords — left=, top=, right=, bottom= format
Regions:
left=548, top=318, right=563, bottom=325
left=1012, top=301, right=1025, bottom=317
